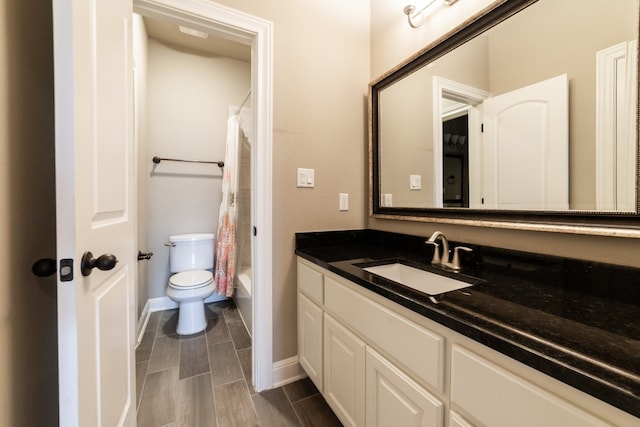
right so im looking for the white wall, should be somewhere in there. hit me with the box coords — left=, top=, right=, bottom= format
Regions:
left=144, top=38, right=251, bottom=299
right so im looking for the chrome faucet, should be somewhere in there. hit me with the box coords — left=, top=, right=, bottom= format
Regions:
left=426, top=231, right=450, bottom=266
left=426, top=231, right=472, bottom=271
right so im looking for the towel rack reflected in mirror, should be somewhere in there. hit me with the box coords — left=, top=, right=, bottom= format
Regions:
left=152, top=156, right=224, bottom=168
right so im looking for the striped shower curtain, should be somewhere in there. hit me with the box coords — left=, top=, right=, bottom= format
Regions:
left=214, top=115, right=241, bottom=297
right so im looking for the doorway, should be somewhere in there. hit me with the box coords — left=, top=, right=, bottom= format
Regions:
left=442, top=113, right=469, bottom=208
left=433, top=76, right=488, bottom=209
left=133, top=0, right=273, bottom=391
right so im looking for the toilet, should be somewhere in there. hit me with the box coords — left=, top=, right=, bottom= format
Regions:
left=166, top=233, right=216, bottom=335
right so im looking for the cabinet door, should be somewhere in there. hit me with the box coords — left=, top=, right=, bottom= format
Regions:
left=450, top=411, right=475, bottom=427
left=298, top=293, right=323, bottom=392
left=366, top=348, right=444, bottom=427
left=324, top=313, right=366, bottom=427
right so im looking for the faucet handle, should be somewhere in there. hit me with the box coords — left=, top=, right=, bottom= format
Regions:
left=425, top=241, right=440, bottom=265
left=451, top=246, right=473, bottom=271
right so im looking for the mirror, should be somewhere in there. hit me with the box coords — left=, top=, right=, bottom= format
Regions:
left=371, top=0, right=640, bottom=226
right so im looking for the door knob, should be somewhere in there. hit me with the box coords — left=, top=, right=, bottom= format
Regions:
left=80, top=252, right=118, bottom=276
left=32, top=258, right=57, bottom=277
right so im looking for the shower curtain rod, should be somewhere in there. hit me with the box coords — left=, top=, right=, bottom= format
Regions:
left=152, top=156, right=224, bottom=168
left=235, top=89, right=252, bottom=116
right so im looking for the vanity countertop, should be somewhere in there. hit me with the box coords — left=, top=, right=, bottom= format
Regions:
left=295, top=229, right=640, bottom=419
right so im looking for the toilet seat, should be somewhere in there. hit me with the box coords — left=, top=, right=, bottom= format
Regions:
left=169, top=270, right=213, bottom=290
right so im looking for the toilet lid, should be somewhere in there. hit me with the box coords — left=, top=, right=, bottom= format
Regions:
left=169, top=270, right=213, bottom=290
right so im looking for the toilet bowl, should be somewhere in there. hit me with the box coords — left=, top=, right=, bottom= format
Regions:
left=166, top=233, right=216, bottom=335
left=167, top=270, right=215, bottom=335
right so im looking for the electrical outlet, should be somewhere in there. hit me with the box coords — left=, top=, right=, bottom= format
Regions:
left=383, top=194, right=393, bottom=207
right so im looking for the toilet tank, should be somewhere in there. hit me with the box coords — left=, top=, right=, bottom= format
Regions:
left=169, top=233, right=215, bottom=272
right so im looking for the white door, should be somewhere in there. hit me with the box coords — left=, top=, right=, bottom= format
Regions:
left=482, top=74, right=569, bottom=210
left=53, top=0, right=136, bottom=426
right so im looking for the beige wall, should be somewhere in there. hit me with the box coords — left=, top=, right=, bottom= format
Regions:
left=206, top=0, right=371, bottom=360
left=370, top=0, right=640, bottom=268
left=0, top=0, right=58, bottom=425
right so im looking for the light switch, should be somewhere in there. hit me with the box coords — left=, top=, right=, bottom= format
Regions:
left=410, top=174, right=422, bottom=190
left=383, top=194, right=393, bottom=207
left=339, top=193, right=349, bottom=211
left=297, top=168, right=315, bottom=188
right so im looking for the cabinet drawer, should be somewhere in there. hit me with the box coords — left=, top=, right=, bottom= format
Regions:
left=297, top=259, right=323, bottom=304
left=451, top=345, right=612, bottom=427
left=324, top=275, right=445, bottom=393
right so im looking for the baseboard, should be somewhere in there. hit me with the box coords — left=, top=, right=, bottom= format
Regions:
left=147, top=293, right=228, bottom=312
left=136, top=293, right=229, bottom=346
left=148, top=296, right=178, bottom=312
left=271, top=356, right=306, bottom=388
left=136, top=300, right=152, bottom=346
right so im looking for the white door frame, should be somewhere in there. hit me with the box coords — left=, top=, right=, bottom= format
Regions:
left=596, top=40, right=638, bottom=212
left=433, top=76, right=489, bottom=208
left=134, top=0, right=274, bottom=391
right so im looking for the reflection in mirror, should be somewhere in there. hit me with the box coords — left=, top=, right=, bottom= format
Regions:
left=374, top=0, right=638, bottom=214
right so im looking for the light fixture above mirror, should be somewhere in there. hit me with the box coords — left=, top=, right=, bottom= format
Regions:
left=403, top=0, right=460, bottom=29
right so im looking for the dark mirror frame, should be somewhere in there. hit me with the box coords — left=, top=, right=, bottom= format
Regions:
left=369, top=0, right=640, bottom=236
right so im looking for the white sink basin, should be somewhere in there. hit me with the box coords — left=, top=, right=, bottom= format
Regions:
left=363, top=263, right=473, bottom=295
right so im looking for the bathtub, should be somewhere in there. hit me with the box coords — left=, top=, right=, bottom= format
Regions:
left=233, top=266, right=252, bottom=334
left=236, top=267, right=252, bottom=296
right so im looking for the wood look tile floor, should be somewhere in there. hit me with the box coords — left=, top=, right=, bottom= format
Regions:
left=136, top=299, right=342, bottom=427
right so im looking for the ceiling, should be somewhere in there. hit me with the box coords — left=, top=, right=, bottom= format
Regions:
left=142, top=15, right=251, bottom=62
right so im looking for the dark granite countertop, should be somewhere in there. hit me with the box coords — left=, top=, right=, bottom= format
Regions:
left=295, top=229, right=640, bottom=419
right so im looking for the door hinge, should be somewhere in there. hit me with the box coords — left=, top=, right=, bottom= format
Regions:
left=481, top=197, right=485, bottom=204
left=253, top=226, right=257, bottom=236
left=481, top=123, right=484, bottom=133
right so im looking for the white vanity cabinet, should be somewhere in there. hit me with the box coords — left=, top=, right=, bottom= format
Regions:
left=297, top=258, right=445, bottom=427
left=296, top=257, right=638, bottom=427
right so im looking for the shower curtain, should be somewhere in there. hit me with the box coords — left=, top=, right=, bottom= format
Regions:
left=214, top=114, right=241, bottom=297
